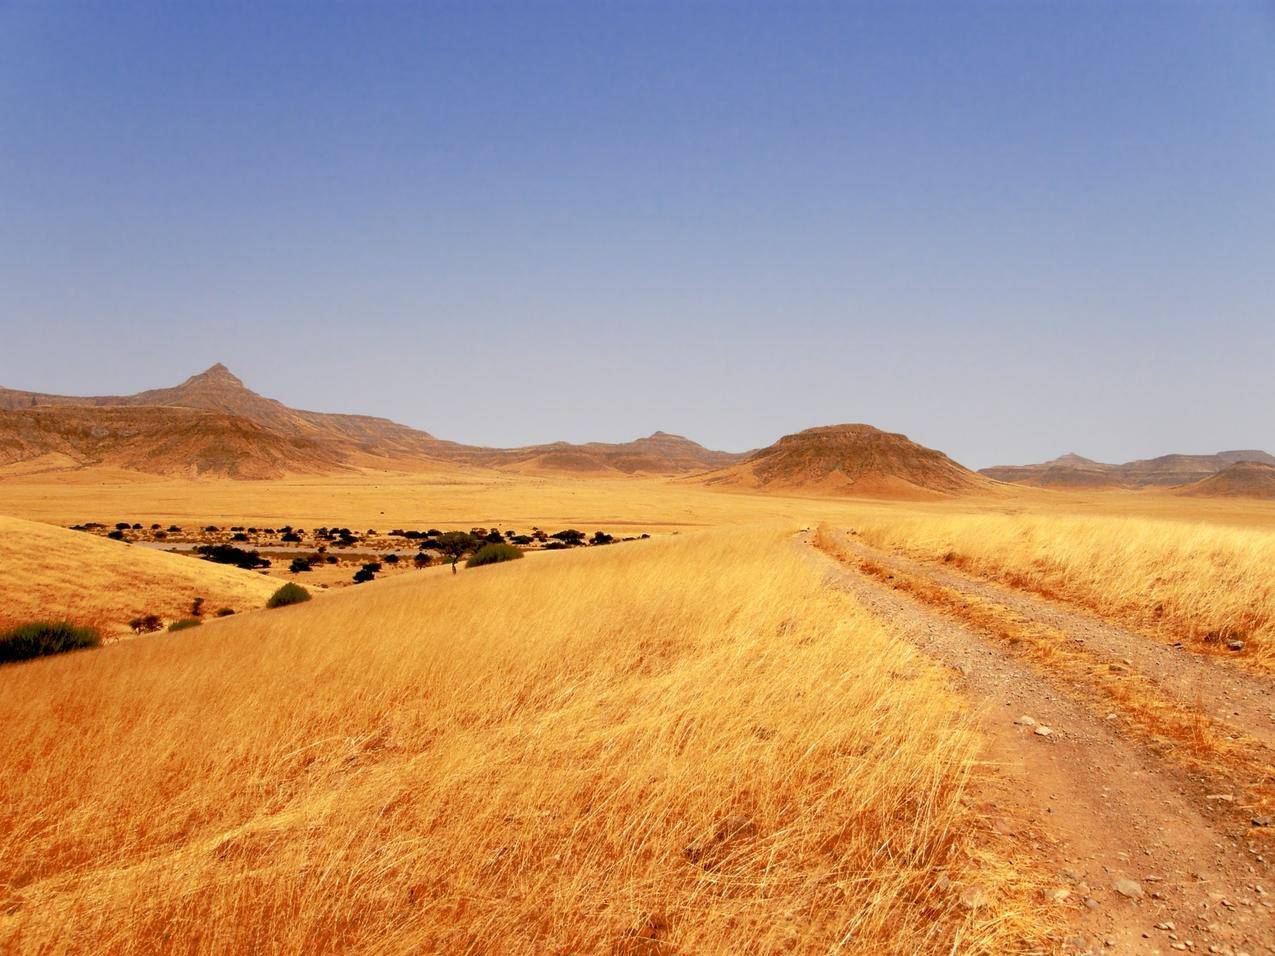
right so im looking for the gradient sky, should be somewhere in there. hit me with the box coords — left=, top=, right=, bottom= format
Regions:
left=2, top=2, right=1273, bottom=468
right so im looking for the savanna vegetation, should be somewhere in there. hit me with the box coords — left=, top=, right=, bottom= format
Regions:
left=847, top=511, right=1275, bottom=670
left=0, top=528, right=1053, bottom=953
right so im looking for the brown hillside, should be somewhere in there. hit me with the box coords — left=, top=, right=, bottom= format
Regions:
left=486, top=431, right=746, bottom=476
left=981, top=453, right=1124, bottom=488
left=0, top=366, right=744, bottom=480
left=1, top=364, right=441, bottom=458
left=981, top=449, right=1275, bottom=489
left=0, top=406, right=340, bottom=479
left=1177, top=461, right=1275, bottom=499
left=699, top=424, right=999, bottom=499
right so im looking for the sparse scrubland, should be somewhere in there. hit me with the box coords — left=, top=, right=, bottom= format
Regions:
left=0, top=514, right=280, bottom=635
left=845, top=512, right=1275, bottom=670
left=0, top=528, right=1051, bottom=953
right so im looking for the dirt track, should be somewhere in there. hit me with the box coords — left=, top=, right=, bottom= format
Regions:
left=804, top=530, right=1274, bottom=956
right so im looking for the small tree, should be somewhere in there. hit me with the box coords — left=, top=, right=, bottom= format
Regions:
left=352, top=567, right=376, bottom=584
left=289, top=557, right=312, bottom=573
left=190, top=597, right=205, bottom=617
left=433, top=531, right=480, bottom=575
left=129, top=614, right=164, bottom=634
left=413, top=551, right=431, bottom=568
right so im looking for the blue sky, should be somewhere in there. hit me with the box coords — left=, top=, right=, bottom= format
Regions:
left=2, top=1, right=1273, bottom=467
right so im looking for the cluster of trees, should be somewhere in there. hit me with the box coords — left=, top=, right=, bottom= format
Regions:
left=195, top=544, right=271, bottom=571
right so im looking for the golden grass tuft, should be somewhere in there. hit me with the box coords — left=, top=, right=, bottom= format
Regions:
left=0, top=528, right=1049, bottom=953
left=848, top=512, right=1275, bottom=670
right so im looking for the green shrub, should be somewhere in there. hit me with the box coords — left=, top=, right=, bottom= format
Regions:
left=0, top=620, right=101, bottom=663
left=466, top=542, right=524, bottom=568
left=215, top=607, right=236, bottom=617
left=267, top=582, right=311, bottom=608
left=168, top=618, right=202, bottom=632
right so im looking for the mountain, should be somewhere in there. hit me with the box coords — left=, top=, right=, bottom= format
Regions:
left=980, top=449, right=1275, bottom=490
left=1177, top=461, right=1275, bottom=499
left=0, top=405, right=340, bottom=479
left=980, top=453, right=1122, bottom=488
left=478, top=431, right=745, bottom=476
left=1, top=363, right=441, bottom=459
left=0, top=365, right=743, bottom=479
left=697, top=423, right=1001, bottom=499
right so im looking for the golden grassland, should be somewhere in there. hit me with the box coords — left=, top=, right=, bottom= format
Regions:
left=843, top=511, right=1275, bottom=671
left=0, top=528, right=1055, bottom=954
left=5, top=465, right=1275, bottom=534
left=0, top=514, right=278, bottom=635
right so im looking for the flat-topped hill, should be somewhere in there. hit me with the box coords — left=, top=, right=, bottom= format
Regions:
left=699, top=423, right=1000, bottom=499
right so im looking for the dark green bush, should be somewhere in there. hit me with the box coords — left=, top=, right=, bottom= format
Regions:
left=267, top=582, right=311, bottom=608
left=196, top=544, right=270, bottom=570
left=168, top=618, right=201, bottom=632
left=215, top=607, right=236, bottom=617
left=352, top=567, right=376, bottom=584
left=0, top=620, right=101, bottom=663
left=466, top=542, right=524, bottom=568
left=129, top=613, right=164, bottom=634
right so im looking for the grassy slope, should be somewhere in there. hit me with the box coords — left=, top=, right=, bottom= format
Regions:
left=0, top=528, right=1050, bottom=953
left=847, top=511, right=1275, bottom=670
left=0, top=514, right=278, bottom=633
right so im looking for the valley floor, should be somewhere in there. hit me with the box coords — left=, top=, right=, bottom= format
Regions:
left=3, top=474, right=1275, bottom=952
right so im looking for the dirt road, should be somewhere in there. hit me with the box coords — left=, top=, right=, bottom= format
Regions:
left=805, top=529, right=1274, bottom=956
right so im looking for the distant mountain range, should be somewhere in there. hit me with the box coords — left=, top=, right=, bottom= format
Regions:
left=0, top=364, right=745, bottom=479
left=980, top=450, right=1275, bottom=492
left=3, top=365, right=1270, bottom=499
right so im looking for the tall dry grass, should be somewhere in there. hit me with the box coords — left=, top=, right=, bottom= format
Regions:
left=0, top=528, right=1047, bottom=953
left=0, top=514, right=278, bottom=634
left=848, top=512, right=1275, bottom=670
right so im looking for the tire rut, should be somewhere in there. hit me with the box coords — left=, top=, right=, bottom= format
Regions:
left=803, top=532, right=1274, bottom=956
left=837, top=532, right=1275, bottom=750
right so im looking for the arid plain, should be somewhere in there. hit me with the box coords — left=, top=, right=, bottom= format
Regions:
left=1, top=367, right=1273, bottom=955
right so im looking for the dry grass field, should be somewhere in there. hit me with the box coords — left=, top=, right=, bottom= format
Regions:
left=0, top=514, right=279, bottom=635
left=5, top=466, right=1275, bottom=535
left=5, top=468, right=1275, bottom=951
left=0, top=527, right=1055, bottom=954
left=845, top=511, right=1275, bottom=671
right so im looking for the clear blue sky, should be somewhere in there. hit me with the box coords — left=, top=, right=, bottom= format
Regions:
left=2, top=2, right=1273, bottom=467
